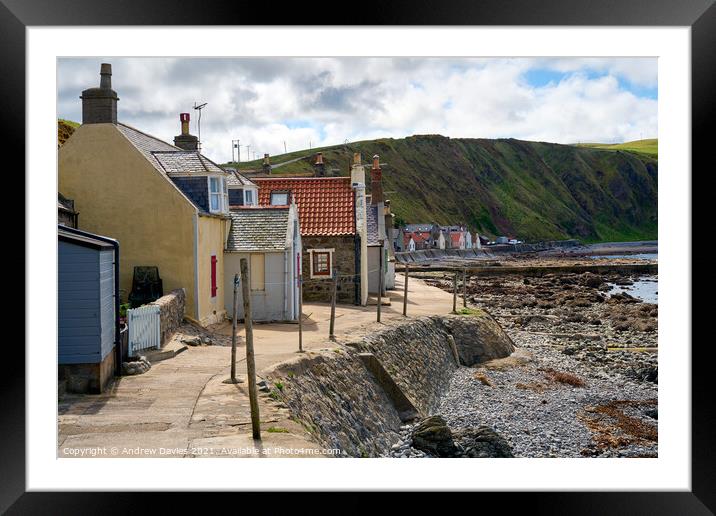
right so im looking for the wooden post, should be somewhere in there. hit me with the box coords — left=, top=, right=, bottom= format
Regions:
left=329, top=268, right=338, bottom=339
left=452, top=270, right=457, bottom=313
left=230, top=273, right=241, bottom=383
left=463, top=268, right=467, bottom=308
left=298, top=274, right=304, bottom=352
left=240, top=258, right=261, bottom=440
left=377, top=240, right=384, bottom=323
left=402, top=264, right=409, bottom=317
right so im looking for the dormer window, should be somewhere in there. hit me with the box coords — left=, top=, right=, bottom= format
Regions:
left=209, top=176, right=229, bottom=214
left=270, top=191, right=290, bottom=206
left=244, top=189, right=256, bottom=206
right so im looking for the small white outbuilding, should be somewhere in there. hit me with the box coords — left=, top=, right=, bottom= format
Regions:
left=224, top=204, right=301, bottom=322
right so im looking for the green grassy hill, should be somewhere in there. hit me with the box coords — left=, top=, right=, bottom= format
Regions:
left=229, top=135, right=658, bottom=243
left=58, top=119, right=79, bottom=146
left=575, top=139, right=658, bottom=159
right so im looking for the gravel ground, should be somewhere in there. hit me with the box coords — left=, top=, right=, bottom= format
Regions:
left=388, top=267, right=658, bottom=458
left=436, top=329, right=657, bottom=457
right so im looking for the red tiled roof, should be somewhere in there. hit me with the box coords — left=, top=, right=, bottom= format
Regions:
left=254, top=177, right=355, bottom=237
left=404, top=231, right=430, bottom=246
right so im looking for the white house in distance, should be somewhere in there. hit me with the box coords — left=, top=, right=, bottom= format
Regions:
left=223, top=203, right=301, bottom=322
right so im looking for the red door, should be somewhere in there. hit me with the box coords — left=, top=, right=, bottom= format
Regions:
left=211, top=255, right=217, bottom=297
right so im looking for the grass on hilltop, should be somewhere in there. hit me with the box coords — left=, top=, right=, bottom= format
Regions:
left=575, top=139, right=658, bottom=159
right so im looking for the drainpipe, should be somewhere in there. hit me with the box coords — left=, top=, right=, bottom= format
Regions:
left=354, top=233, right=361, bottom=305
left=193, top=212, right=200, bottom=321
left=59, top=226, right=121, bottom=375
left=283, top=248, right=289, bottom=320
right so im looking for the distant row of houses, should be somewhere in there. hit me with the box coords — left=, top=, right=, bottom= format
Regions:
left=396, top=224, right=488, bottom=252
left=57, top=64, right=396, bottom=391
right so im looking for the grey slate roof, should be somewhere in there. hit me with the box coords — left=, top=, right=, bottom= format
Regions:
left=366, top=204, right=380, bottom=246
left=404, top=223, right=434, bottom=232
left=116, top=122, right=253, bottom=213
left=151, top=151, right=225, bottom=175
left=226, top=207, right=290, bottom=252
left=226, top=170, right=256, bottom=187
left=117, top=123, right=178, bottom=173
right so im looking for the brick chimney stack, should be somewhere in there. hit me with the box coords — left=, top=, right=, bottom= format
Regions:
left=173, top=113, right=199, bottom=151
left=80, top=63, right=119, bottom=124
left=313, top=152, right=325, bottom=177
left=370, top=154, right=383, bottom=205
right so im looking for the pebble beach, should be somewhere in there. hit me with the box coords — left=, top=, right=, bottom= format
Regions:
left=388, top=253, right=658, bottom=458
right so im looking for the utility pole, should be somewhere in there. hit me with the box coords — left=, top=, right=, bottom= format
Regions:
left=402, top=264, right=409, bottom=317
left=246, top=144, right=251, bottom=162
left=452, top=271, right=458, bottom=313
left=225, top=274, right=243, bottom=384
left=298, top=273, right=304, bottom=352
left=463, top=268, right=467, bottom=308
left=329, top=268, right=338, bottom=339
left=240, top=258, right=261, bottom=440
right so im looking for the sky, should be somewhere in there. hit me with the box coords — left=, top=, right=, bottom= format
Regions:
left=57, top=57, right=657, bottom=163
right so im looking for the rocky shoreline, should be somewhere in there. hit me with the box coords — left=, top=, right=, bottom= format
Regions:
left=388, top=263, right=658, bottom=458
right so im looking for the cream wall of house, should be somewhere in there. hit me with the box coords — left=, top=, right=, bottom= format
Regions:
left=58, top=123, right=197, bottom=320
left=197, top=215, right=228, bottom=325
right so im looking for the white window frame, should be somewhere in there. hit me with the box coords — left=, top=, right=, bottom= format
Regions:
left=270, top=191, right=290, bottom=206
left=244, top=188, right=257, bottom=206
left=208, top=176, right=229, bottom=214
left=308, top=248, right=334, bottom=279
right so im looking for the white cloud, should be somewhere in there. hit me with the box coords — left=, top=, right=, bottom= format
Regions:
left=58, top=57, right=657, bottom=163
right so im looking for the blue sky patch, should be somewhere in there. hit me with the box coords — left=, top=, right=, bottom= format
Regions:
left=524, top=67, right=657, bottom=100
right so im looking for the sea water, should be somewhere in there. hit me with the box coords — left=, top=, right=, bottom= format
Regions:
left=590, top=253, right=658, bottom=261
left=608, top=275, right=658, bottom=304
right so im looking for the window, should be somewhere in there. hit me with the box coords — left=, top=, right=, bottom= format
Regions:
left=210, top=255, right=218, bottom=297
left=270, top=191, right=289, bottom=206
left=244, top=189, right=255, bottom=206
left=309, top=249, right=333, bottom=278
left=209, top=176, right=229, bottom=213
left=250, top=253, right=265, bottom=291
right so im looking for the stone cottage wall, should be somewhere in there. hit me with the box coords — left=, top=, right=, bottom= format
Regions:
left=149, top=288, right=186, bottom=345
left=302, top=235, right=357, bottom=304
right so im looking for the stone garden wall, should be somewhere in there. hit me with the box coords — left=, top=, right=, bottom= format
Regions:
left=263, top=312, right=514, bottom=457
left=149, top=288, right=186, bottom=345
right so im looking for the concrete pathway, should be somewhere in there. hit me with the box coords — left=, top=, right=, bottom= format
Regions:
left=58, top=273, right=454, bottom=458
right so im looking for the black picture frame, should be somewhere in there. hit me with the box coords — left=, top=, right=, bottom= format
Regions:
left=5, top=0, right=710, bottom=511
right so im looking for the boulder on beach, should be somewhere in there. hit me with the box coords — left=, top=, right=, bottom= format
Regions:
left=453, top=426, right=514, bottom=458
left=411, top=415, right=457, bottom=457
left=439, top=312, right=516, bottom=366
left=410, top=416, right=514, bottom=458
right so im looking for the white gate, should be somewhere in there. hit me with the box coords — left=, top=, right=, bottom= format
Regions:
left=127, top=305, right=161, bottom=356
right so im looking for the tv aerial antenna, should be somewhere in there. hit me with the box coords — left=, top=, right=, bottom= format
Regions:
left=193, top=101, right=207, bottom=151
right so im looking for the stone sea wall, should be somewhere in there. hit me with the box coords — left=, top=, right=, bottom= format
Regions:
left=395, top=239, right=581, bottom=263
left=263, top=313, right=514, bottom=457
